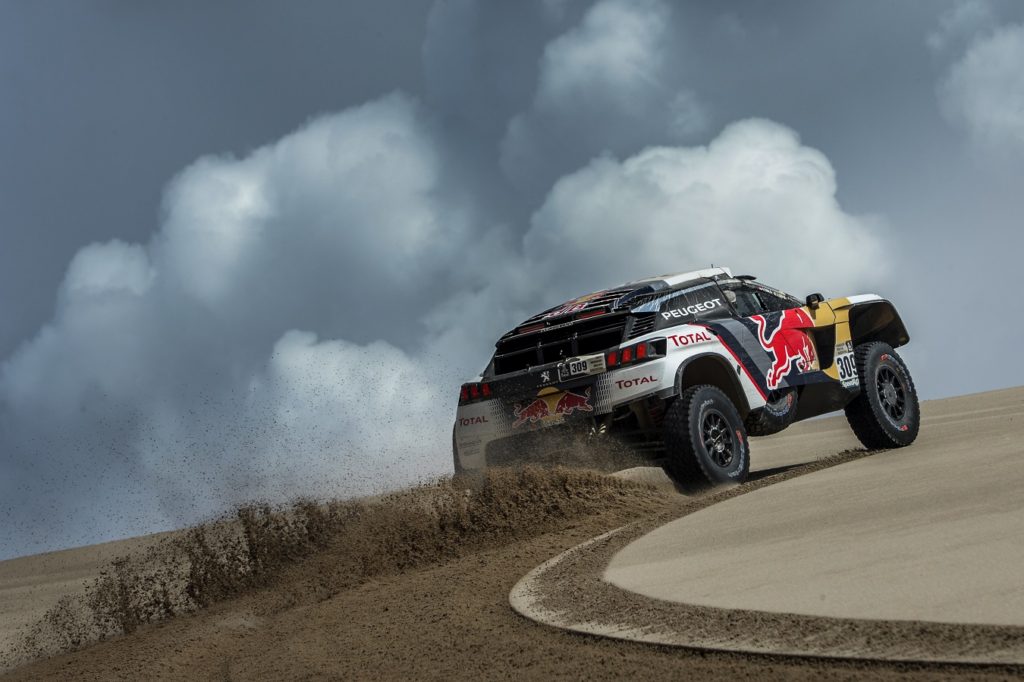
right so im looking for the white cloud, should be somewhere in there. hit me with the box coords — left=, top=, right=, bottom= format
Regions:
left=0, top=93, right=473, bottom=555
left=500, top=0, right=708, bottom=194
left=939, top=22, right=1024, bottom=154
left=522, top=119, right=887, bottom=302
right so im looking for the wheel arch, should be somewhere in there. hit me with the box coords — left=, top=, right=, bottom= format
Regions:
left=848, top=301, right=910, bottom=349
left=674, top=353, right=751, bottom=417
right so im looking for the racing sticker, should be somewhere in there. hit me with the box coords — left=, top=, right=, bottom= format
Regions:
left=512, top=386, right=593, bottom=428
left=835, top=340, right=858, bottom=388
left=542, top=291, right=605, bottom=319
left=750, top=308, right=817, bottom=390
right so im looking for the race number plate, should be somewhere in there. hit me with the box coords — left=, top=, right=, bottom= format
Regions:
left=835, top=341, right=858, bottom=388
left=558, top=353, right=606, bottom=382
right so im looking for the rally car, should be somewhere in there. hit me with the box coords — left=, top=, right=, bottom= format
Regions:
left=453, top=267, right=919, bottom=491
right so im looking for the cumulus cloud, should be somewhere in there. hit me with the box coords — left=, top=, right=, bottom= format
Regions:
left=500, top=0, right=708, bottom=197
left=521, top=119, right=886, bottom=303
left=939, top=22, right=1024, bottom=155
left=0, top=93, right=474, bottom=556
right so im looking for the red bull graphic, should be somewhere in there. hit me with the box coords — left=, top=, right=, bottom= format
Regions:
left=555, top=388, right=593, bottom=416
left=512, top=387, right=592, bottom=428
left=542, top=291, right=605, bottom=319
left=751, top=308, right=817, bottom=390
left=512, top=398, right=550, bottom=427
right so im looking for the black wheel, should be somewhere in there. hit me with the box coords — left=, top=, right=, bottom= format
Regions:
left=663, top=385, right=750, bottom=493
left=744, top=388, right=799, bottom=437
left=844, top=342, right=920, bottom=449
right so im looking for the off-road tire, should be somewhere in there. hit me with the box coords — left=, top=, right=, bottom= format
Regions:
left=744, top=388, right=799, bottom=437
left=844, top=342, right=920, bottom=449
left=663, top=385, right=750, bottom=493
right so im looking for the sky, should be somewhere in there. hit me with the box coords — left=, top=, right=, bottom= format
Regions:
left=2, top=0, right=1023, bottom=559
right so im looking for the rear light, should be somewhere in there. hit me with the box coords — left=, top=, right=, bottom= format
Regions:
left=575, top=309, right=606, bottom=320
left=606, top=339, right=665, bottom=369
left=459, top=382, right=493, bottom=405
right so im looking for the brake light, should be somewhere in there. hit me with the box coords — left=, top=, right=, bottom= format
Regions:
left=459, top=382, right=493, bottom=405
left=576, top=309, right=605, bottom=320
left=607, top=339, right=665, bottom=368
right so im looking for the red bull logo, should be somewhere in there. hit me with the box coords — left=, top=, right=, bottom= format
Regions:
left=555, top=388, right=593, bottom=416
left=512, top=387, right=593, bottom=428
left=512, top=398, right=550, bottom=427
left=751, top=308, right=817, bottom=390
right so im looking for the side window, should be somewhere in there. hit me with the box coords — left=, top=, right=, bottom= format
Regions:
left=724, top=281, right=801, bottom=316
left=721, top=283, right=765, bottom=317
left=728, top=288, right=763, bottom=317
left=751, top=283, right=801, bottom=312
left=756, top=290, right=797, bottom=313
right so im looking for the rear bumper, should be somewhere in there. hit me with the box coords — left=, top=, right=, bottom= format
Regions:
left=454, top=358, right=676, bottom=472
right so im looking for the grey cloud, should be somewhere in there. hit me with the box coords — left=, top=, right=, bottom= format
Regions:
left=939, top=22, right=1024, bottom=155
left=499, top=0, right=709, bottom=199
left=927, top=0, right=996, bottom=53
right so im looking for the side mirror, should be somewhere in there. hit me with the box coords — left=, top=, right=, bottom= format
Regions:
left=805, top=293, right=824, bottom=310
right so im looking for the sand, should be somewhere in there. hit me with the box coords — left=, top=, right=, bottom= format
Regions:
left=2, top=388, right=1022, bottom=679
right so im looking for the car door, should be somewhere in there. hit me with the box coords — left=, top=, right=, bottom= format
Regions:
left=731, top=284, right=819, bottom=390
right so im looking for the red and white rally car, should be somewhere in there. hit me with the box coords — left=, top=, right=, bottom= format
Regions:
left=453, top=267, right=919, bottom=491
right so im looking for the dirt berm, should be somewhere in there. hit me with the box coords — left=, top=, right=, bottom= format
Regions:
left=1, top=388, right=1022, bottom=680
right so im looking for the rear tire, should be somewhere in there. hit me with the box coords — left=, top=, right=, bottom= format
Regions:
left=844, top=342, right=920, bottom=449
left=663, top=385, right=750, bottom=493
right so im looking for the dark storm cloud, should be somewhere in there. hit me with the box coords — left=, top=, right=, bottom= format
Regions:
left=2, top=0, right=1024, bottom=558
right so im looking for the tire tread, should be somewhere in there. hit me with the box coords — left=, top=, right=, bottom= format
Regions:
left=844, top=342, right=919, bottom=450
left=664, top=384, right=748, bottom=493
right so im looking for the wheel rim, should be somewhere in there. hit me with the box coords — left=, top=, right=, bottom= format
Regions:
left=876, top=366, right=907, bottom=424
left=701, top=409, right=735, bottom=468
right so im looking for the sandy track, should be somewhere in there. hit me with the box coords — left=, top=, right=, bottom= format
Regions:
left=513, top=388, right=1024, bottom=665
left=3, top=389, right=1023, bottom=679
left=607, top=387, right=1024, bottom=626
left=0, top=533, right=171, bottom=662
left=4, top=483, right=1014, bottom=680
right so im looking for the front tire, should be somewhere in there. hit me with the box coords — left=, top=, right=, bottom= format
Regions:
left=844, top=342, right=920, bottom=449
left=663, top=385, right=750, bottom=493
